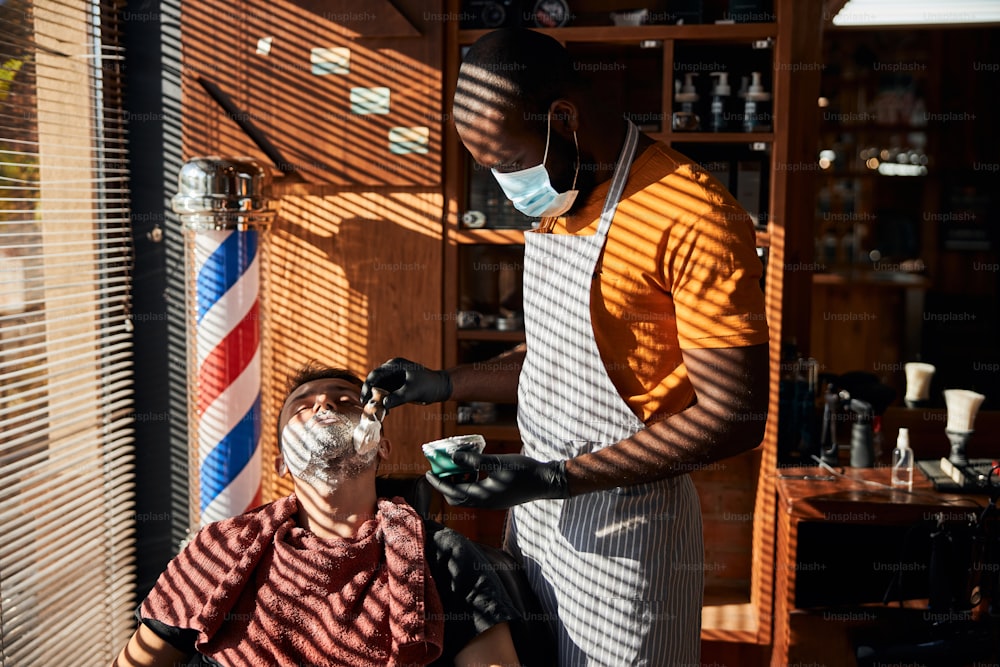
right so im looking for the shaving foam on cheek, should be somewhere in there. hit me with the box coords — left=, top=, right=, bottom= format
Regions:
left=352, top=417, right=382, bottom=456
left=353, top=387, right=387, bottom=455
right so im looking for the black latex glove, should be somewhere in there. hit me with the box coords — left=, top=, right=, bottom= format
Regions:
left=361, top=357, right=452, bottom=409
left=425, top=451, right=569, bottom=510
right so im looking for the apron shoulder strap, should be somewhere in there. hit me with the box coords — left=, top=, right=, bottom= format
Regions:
left=595, top=120, right=640, bottom=239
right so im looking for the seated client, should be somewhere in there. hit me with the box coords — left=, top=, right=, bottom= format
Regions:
left=112, top=363, right=522, bottom=667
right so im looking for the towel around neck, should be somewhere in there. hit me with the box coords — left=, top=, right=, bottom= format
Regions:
left=139, top=494, right=444, bottom=666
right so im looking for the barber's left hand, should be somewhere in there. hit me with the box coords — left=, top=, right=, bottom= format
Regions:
left=425, top=451, right=569, bottom=510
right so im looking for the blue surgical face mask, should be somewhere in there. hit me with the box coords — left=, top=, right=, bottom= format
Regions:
left=491, top=111, right=580, bottom=218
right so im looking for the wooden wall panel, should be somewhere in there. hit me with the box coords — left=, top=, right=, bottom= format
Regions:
left=182, top=0, right=442, bottom=185
left=263, top=192, right=443, bottom=498
left=181, top=0, right=446, bottom=502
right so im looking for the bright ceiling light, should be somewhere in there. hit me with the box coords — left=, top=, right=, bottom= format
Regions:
left=833, top=0, right=1000, bottom=26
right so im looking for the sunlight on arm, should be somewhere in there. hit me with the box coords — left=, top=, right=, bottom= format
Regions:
left=454, top=622, right=523, bottom=667
left=111, top=623, right=192, bottom=667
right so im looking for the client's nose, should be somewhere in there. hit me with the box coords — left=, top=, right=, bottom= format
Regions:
left=312, top=393, right=334, bottom=412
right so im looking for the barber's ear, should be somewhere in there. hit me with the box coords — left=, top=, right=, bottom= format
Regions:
left=549, top=99, right=579, bottom=134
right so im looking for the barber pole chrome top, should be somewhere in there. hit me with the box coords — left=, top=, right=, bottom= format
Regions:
left=171, top=156, right=276, bottom=230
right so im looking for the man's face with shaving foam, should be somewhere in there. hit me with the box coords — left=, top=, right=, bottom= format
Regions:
left=277, top=378, right=379, bottom=489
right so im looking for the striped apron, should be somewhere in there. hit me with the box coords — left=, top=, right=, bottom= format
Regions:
left=510, top=121, right=704, bottom=666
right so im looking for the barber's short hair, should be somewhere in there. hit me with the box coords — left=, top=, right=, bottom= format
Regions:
left=457, top=27, right=583, bottom=119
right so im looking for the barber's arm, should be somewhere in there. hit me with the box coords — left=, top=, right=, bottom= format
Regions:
left=428, top=342, right=768, bottom=508
left=449, top=344, right=525, bottom=404
left=111, top=623, right=193, bottom=667
left=362, top=344, right=525, bottom=407
left=567, top=342, right=769, bottom=494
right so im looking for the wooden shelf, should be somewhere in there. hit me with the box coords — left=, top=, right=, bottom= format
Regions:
left=817, top=169, right=929, bottom=179
left=453, top=228, right=528, bottom=244
left=459, top=23, right=777, bottom=45
left=811, top=270, right=930, bottom=288
left=665, top=131, right=774, bottom=143
left=455, top=216, right=769, bottom=249
left=456, top=329, right=526, bottom=342
left=819, top=121, right=929, bottom=132
left=702, top=591, right=758, bottom=643
left=269, top=179, right=436, bottom=196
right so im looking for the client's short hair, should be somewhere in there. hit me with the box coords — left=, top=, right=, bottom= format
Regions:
left=284, top=362, right=363, bottom=396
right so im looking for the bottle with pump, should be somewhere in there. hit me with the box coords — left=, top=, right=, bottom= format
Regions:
left=891, top=427, right=913, bottom=490
left=743, top=71, right=772, bottom=132
left=709, top=72, right=730, bottom=132
left=672, top=73, right=700, bottom=131
left=736, top=75, right=749, bottom=128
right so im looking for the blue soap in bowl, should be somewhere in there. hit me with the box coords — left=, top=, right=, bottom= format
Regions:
left=422, top=435, right=485, bottom=478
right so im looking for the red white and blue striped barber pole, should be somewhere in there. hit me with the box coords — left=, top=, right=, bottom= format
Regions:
left=173, top=157, right=275, bottom=526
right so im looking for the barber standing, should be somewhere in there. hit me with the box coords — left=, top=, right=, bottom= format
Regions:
left=364, top=28, right=769, bottom=666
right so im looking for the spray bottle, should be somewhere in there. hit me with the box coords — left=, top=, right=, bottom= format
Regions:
left=709, top=71, right=731, bottom=132
left=672, top=73, right=700, bottom=131
left=891, top=427, right=913, bottom=490
left=743, top=71, right=772, bottom=132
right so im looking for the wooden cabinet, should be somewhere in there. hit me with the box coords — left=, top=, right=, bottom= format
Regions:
left=441, top=0, right=826, bottom=648
left=772, top=466, right=996, bottom=667
left=810, top=26, right=1000, bottom=407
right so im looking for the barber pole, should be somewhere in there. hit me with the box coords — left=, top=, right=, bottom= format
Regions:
left=193, top=228, right=262, bottom=524
left=173, top=157, right=276, bottom=526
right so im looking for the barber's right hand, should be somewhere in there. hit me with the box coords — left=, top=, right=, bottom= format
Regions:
left=362, top=357, right=453, bottom=409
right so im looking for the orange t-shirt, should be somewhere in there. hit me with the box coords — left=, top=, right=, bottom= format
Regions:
left=551, top=141, right=769, bottom=423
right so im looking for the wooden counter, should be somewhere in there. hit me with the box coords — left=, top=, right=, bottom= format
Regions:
left=771, top=466, right=993, bottom=666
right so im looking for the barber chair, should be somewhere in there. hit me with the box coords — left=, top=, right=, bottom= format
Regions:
left=376, top=476, right=558, bottom=667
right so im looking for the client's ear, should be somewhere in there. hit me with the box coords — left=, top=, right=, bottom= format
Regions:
left=275, top=455, right=287, bottom=477
left=377, top=437, right=393, bottom=461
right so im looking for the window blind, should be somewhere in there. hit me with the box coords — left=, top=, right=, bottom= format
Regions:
left=0, top=0, right=136, bottom=664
